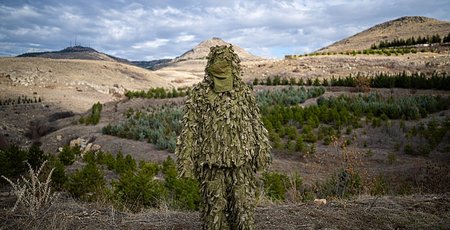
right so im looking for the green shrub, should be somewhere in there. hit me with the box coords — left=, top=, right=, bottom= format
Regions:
left=387, top=152, right=397, bottom=164
left=0, top=144, right=47, bottom=179
left=162, top=157, right=200, bottom=210
left=262, top=171, right=289, bottom=201
left=302, top=125, right=317, bottom=143
left=48, top=156, right=67, bottom=190
left=26, top=142, right=47, bottom=170
left=313, top=78, right=321, bottom=86
left=66, top=162, right=107, bottom=201
left=58, top=145, right=80, bottom=165
left=345, top=127, right=352, bottom=135
left=265, top=76, right=272, bottom=85
left=286, top=140, right=296, bottom=152
left=271, top=132, right=283, bottom=149
left=404, top=144, right=415, bottom=155
left=418, top=144, right=432, bottom=156
left=295, top=137, right=305, bottom=152
left=323, top=136, right=333, bottom=145
left=370, top=175, right=389, bottom=196
left=114, top=151, right=137, bottom=175
left=113, top=162, right=166, bottom=212
left=307, top=144, right=316, bottom=156
left=316, top=167, right=363, bottom=199
left=252, top=78, right=259, bottom=85
left=79, top=102, right=102, bottom=125
left=289, top=78, right=297, bottom=85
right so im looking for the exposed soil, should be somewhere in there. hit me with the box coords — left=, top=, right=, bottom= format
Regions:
left=1, top=193, right=448, bottom=229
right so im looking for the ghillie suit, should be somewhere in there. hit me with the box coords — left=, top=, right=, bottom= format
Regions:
left=176, top=45, right=272, bottom=230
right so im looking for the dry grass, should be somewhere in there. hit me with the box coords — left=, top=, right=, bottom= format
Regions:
left=1, top=161, right=57, bottom=218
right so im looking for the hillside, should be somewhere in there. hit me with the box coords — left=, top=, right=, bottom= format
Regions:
left=17, top=46, right=130, bottom=64
left=244, top=16, right=450, bottom=84
left=0, top=57, right=171, bottom=112
left=318, top=16, right=450, bottom=53
left=172, top=37, right=261, bottom=62
left=131, top=59, right=172, bottom=70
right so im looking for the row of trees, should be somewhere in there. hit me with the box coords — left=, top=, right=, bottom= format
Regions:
left=0, top=96, right=42, bottom=106
left=328, top=72, right=450, bottom=90
left=254, top=72, right=450, bottom=91
left=286, top=33, right=450, bottom=58
left=371, top=33, right=450, bottom=49
left=254, top=75, right=324, bottom=87
left=369, top=72, right=450, bottom=90
left=125, top=87, right=190, bottom=99
left=313, top=47, right=420, bottom=57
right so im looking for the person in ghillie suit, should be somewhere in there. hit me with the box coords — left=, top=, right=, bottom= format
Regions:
left=175, top=45, right=272, bottom=230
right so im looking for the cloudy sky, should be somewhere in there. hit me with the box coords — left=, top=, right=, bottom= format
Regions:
left=1, top=0, right=449, bottom=60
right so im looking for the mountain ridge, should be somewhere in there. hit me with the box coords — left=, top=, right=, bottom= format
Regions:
left=318, top=16, right=450, bottom=53
left=17, top=45, right=130, bottom=64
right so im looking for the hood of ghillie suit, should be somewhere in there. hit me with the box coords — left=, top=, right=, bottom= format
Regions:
left=204, top=45, right=243, bottom=93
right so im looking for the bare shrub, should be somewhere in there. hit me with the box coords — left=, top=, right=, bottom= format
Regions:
left=1, top=161, right=58, bottom=218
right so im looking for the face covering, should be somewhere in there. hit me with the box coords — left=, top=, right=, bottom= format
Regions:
left=207, top=59, right=233, bottom=93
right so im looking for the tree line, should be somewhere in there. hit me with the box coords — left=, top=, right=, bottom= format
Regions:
left=371, top=33, right=450, bottom=49
left=253, top=71, right=450, bottom=91
left=0, top=95, right=42, bottom=106
left=125, top=87, right=190, bottom=99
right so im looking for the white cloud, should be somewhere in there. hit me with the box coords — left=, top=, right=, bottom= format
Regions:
left=132, top=39, right=170, bottom=49
left=12, top=25, right=61, bottom=37
left=99, top=19, right=134, bottom=41
left=0, top=5, right=40, bottom=18
left=0, top=0, right=449, bottom=60
left=175, top=34, right=196, bottom=43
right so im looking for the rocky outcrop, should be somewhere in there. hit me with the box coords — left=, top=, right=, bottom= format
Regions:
left=68, top=137, right=102, bottom=155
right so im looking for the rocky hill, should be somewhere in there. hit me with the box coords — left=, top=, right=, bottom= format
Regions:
left=17, top=45, right=130, bottom=64
left=153, top=38, right=263, bottom=87
left=172, top=37, right=262, bottom=62
left=318, top=16, right=450, bottom=53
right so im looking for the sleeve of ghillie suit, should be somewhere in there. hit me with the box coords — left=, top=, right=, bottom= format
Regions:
left=248, top=90, right=272, bottom=171
left=175, top=96, right=199, bottom=179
